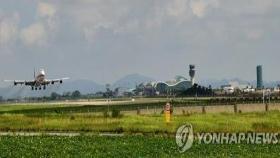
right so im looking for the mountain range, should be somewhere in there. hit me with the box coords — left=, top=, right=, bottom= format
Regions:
left=0, top=74, right=279, bottom=99
left=0, top=74, right=154, bottom=99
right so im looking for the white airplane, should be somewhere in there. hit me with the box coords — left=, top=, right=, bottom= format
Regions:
left=5, top=69, right=69, bottom=90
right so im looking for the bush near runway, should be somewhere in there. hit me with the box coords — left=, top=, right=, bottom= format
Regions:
left=0, top=136, right=279, bottom=158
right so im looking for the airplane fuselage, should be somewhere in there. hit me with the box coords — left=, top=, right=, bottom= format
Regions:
left=34, top=70, right=46, bottom=87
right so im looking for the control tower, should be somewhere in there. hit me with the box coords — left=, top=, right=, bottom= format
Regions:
left=189, top=65, right=195, bottom=85
left=256, top=65, right=263, bottom=89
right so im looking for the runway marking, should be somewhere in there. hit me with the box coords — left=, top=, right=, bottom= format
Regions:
left=99, top=133, right=124, bottom=137
left=0, top=132, right=81, bottom=137
left=0, top=132, right=124, bottom=137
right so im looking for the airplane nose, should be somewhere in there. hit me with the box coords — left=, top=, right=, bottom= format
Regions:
left=40, top=69, right=45, bottom=75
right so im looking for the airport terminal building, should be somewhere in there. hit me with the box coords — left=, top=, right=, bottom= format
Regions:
left=153, top=79, right=193, bottom=94
left=140, top=65, right=195, bottom=95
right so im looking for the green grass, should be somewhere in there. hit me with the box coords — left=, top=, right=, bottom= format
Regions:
left=0, top=136, right=279, bottom=158
left=0, top=98, right=224, bottom=114
left=1, top=102, right=280, bottom=157
left=1, top=97, right=277, bottom=115
left=0, top=111, right=280, bottom=133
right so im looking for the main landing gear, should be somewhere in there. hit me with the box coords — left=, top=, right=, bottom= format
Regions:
left=31, top=85, right=46, bottom=90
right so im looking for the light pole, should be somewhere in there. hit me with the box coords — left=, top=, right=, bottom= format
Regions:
left=263, top=89, right=265, bottom=104
left=263, top=89, right=271, bottom=105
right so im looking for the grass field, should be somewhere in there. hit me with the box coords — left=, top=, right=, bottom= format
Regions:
left=0, top=98, right=204, bottom=114
left=0, top=136, right=279, bottom=158
left=1, top=101, right=280, bottom=157
left=0, top=111, right=280, bottom=133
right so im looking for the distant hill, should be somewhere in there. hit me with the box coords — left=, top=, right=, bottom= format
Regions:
left=0, top=79, right=105, bottom=99
left=57, top=79, right=105, bottom=94
left=0, top=74, right=154, bottom=99
left=0, top=86, right=57, bottom=99
left=112, top=74, right=154, bottom=89
left=1, top=76, right=279, bottom=99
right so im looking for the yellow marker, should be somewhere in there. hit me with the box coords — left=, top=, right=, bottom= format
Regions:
left=165, top=102, right=171, bottom=123
left=165, top=110, right=170, bottom=123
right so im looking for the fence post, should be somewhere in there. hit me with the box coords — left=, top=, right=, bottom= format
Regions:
left=202, top=106, right=206, bottom=114
left=234, top=104, right=238, bottom=113
left=265, top=103, right=269, bottom=112
left=137, top=107, right=140, bottom=115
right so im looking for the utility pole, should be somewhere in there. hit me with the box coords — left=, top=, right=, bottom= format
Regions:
left=263, top=89, right=265, bottom=104
left=263, top=89, right=271, bottom=105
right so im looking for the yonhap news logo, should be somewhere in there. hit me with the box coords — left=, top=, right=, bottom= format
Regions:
left=175, top=123, right=194, bottom=153
left=176, top=123, right=280, bottom=153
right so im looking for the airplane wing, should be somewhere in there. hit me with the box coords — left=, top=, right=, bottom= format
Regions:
left=44, top=77, right=70, bottom=84
left=4, top=80, right=35, bottom=86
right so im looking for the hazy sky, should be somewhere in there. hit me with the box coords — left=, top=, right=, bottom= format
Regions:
left=0, top=0, right=280, bottom=86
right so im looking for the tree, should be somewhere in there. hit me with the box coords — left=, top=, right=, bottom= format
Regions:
left=63, top=92, right=72, bottom=98
left=179, top=84, right=214, bottom=97
left=50, top=92, right=60, bottom=100
left=72, top=90, right=81, bottom=98
left=111, top=108, right=121, bottom=118
left=0, top=96, right=3, bottom=102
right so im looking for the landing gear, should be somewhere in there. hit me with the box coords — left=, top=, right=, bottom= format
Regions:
left=31, top=86, right=46, bottom=90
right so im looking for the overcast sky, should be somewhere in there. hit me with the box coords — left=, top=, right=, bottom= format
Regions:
left=0, top=0, right=280, bottom=86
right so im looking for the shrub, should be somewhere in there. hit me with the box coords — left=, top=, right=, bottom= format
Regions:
left=252, top=122, right=270, bottom=131
left=103, top=110, right=109, bottom=118
left=202, top=106, right=206, bottom=114
left=111, top=109, right=121, bottom=118
left=70, top=116, right=75, bottom=120
left=137, top=108, right=140, bottom=115
left=115, top=127, right=124, bottom=133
